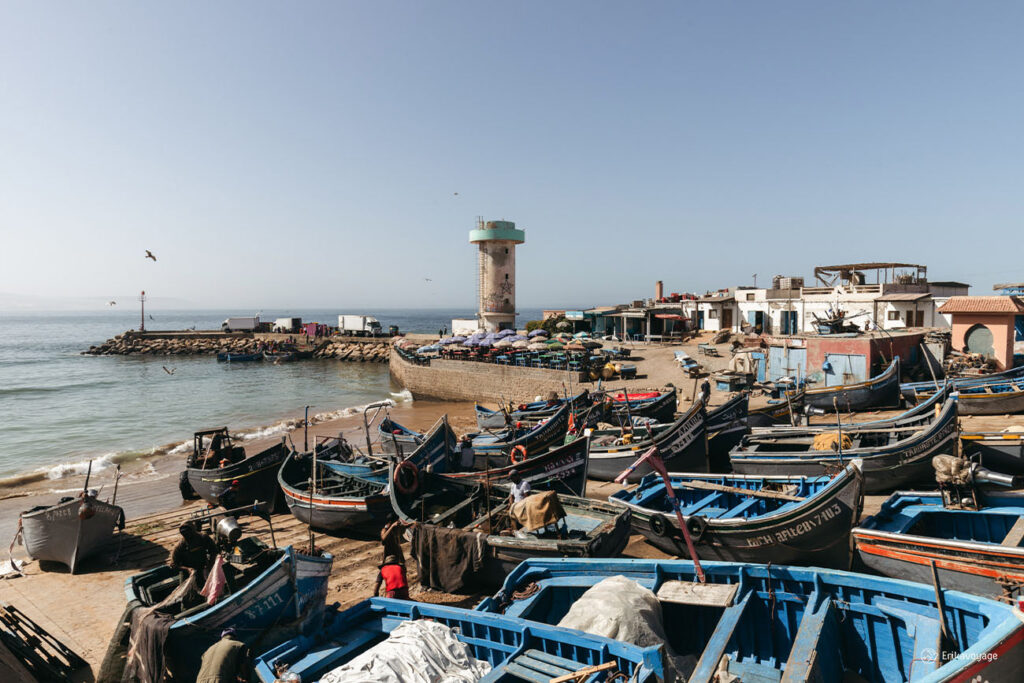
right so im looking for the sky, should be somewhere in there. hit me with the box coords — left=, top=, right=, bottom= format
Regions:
left=2, top=2, right=1022, bottom=312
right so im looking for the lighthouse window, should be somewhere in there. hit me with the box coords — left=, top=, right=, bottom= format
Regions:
left=504, top=248, right=508, bottom=254
left=505, top=274, right=509, bottom=280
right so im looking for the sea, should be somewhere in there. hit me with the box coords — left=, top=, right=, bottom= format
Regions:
left=0, top=308, right=544, bottom=483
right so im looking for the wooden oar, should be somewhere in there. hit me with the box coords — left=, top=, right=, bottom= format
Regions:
left=668, top=478, right=805, bottom=502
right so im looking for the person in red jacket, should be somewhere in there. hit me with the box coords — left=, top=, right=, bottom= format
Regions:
left=373, top=555, right=410, bottom=600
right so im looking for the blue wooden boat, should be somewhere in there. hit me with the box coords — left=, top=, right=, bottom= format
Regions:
left=443, top=436, right=591, bottom=497
left=900, top=363, right=1024, bottom=399
left=608, top=389, right=677, bottom=423
left=279, top=420, right=454, bottom=530
left=854, top=489, right=1024, bottom=600
left=378, top=415, right=423, bottom=456
left=804, top=357, right=901, bottom=412
left=583, top=398, right=708, bottom=482
left=469, top=403, right=572, bottom=463
left=907, top=376, right=1024, bottom=416
left=117, top=545, right=333, bottom=681
left=730, top=395, right=959, bottom=493
left=474, top=390, right=594, bottom=430
left=391, top=465, right=632, bottom=588
left=608, top=463, right=863, bottom=567
left=478, top=557, right=1024, bottom=683
left=216, top=351, right=263, bottom=362
left=253, top=598, right=664, bottom=683
left=324, top=416, right=456, bottom=481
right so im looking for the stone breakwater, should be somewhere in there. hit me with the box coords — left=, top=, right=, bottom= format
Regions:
left=83, top=332, right=390, bottom=362
left=312, top=340, right=390, bottom=362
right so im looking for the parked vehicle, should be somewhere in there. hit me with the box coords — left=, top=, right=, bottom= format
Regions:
left=272, top=316, right=302, bottom=333
left=338, top=314, right=382, bottom=336
left=221, top=316, right=259, bottom=332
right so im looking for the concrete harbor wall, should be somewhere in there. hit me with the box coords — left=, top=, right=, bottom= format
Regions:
left=389, top=346, right=588, bottom=402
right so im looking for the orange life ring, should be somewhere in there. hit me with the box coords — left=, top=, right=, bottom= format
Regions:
left=394, top=460, right=419, bottom=495
left=510, top=445, right=528, bottom=465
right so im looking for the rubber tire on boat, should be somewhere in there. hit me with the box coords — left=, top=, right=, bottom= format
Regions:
left=95, top=598, right=142, bottom=683
left=686, top=515, right=707, bottom=543
left=179, top=471, right=199, bottom=500
left=648, top=513, right=670, bottom=538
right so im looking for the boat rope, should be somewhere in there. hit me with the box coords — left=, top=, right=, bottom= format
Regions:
left=511, top=581, right=540, bottom=601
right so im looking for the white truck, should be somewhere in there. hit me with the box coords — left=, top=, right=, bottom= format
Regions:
left=337, top=314, right=382, bottom=337
left=273, top=317, right=302, bottom=333
left=222, top=316, right=259, bottom=332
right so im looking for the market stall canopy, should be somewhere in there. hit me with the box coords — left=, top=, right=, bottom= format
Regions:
left=655, top=313, right=687, bottom=320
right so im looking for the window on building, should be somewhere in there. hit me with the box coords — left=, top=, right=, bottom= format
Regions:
left=888, top=310, right=900, bottom=321
left=746, top=293, right=755, bottom=301
left=708, top=310, right=718, bottom=319
left=505, top=273, right=508, bottom=280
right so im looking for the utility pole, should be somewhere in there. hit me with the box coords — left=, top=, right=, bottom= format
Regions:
left=139, top=291, right=146, bottom=332
left=753, top=273, right=757, bottom=288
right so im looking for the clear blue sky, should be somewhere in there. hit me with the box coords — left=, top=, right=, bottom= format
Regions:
left=2, top=2, right=1021, bottom=311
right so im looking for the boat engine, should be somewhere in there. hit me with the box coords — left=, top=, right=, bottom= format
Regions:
left=933, top=455, right=1021, bottom=509
left=215, top=516, right=243, bottom=546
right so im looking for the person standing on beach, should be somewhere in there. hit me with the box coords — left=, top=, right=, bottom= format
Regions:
left=373, top=555, right=410, bottom=600
left=380, top=513, right=411, bottom=564
left=458, top=436, right=476, bottom=472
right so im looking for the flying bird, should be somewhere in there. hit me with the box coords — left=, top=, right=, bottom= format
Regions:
left=145, top=250, right=157, bottom=262
left=424, top=278, right=432, bottom=282
left=149, top=314, right=154, bottom=320
left=453, top=192, right=459, bottom=196
left=162, top=366, right=175, bottom=375
left=108, top=301, right=116, bottom=306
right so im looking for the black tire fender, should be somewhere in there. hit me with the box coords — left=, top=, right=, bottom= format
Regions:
left=179, top=471, right=198, bottom=500
left=686, top=515, right=708, bottom=543
left=648, top=513, right=670, bottom=538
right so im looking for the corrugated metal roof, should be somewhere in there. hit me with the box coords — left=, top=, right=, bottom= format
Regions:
left=876, top=292, right=930, bottom=302
left=937, top=296, right=1024, bottom=314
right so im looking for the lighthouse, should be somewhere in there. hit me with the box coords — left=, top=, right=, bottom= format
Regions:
left=469, top=218, right=525, bottom=332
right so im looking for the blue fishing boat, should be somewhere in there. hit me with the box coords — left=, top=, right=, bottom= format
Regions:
left=469, top=403, right=572, bottom=463
left=908, top=376, right=1024, bottom=416
left=442, top=436, right=591, bottom=497
left=474, top=390, right=594, bottom=430
left=279, top=420, right=454, bottom=530
left=608, top=463, right=864, bottom=567
left=608, top=389, right=677, bottom=423
left=804, top=357, right=901, bottom=412
left=478, top=557, right=1024, bottom=683
left=115, top=544, right=332, bottom=681
left=705, top=393, right=749, bottom=470
left=377, top=415, right=423, bottom=456
left=253, top=598, right=664, bottom=683
left=900, top=363, right=1024, bottom=398
left=854, top=484, right=1024, bottom=600
left=584, top=398, right=708, bottom=482
left=960, top=430, right=1024, bottom=474
left=216, top=351, right=263, bottom=362
left=181, top=427, right=290, bottom=509
left=730, top=395, right=959, bottom=493
left=324, top=416, right=455, bottom=481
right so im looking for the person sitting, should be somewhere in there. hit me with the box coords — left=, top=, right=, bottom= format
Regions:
left=458, top=437, right=476, bottom=472
left=373, top=555, right=410, bottom=600
left=171, top=522, right=218, bottom=583
left=218, top=480, right=242, bottom=512
left=508, top=469, right=531, bottom=507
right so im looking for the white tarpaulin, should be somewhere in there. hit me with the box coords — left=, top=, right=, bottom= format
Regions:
left=319, top=619, right=491, bottom=683
left=556, top=575, right=695, bottom=682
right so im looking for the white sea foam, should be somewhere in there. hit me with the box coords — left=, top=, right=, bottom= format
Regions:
left=390, top=389, right=414, bottom=403
left=45, top=453, right=116, bottom=480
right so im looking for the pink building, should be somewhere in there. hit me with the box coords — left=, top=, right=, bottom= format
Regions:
left=937, top=296, right=1024, bottom=370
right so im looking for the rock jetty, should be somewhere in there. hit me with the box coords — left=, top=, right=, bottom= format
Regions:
left=83, top=332, right=390, bottom=363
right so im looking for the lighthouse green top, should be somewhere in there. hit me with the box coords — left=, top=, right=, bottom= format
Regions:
left=469, top=220, right=525, bottom=244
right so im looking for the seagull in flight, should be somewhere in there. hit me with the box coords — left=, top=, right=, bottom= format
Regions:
left=108, top=301, right=117, bottom=306
left=162, top=366, right=175, bottom=375
left=149, top=314, right=155, bottom=320
left=424, top=277, right=432, bottom=282
left=145, top=250, right=157, bottom=262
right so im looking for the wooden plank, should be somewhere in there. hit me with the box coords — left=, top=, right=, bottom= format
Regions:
left=656, top=580, right=738, bottom=607
left=1002, top=516, right=1024, bottom=547
left=671, top=479, right=805, bottom=502
left=548, top=660, right=617, bottom=683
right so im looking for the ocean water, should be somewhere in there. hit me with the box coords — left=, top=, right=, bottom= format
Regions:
left=0, top=308, right=543, bottom=481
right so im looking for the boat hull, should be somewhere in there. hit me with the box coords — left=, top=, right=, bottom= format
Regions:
left=586, top=400, right=707, bottom=482
left=961, top=433, right=1024, bottom=474
left=613, top=467, right=863, bottom=567
left=705, top=393, right=749, bottom=471
left=20, top=498, right=123, bottom=573
left=731, top=397, right=958, bottom=493
left=804, top=358, right=901, bottom=412
left=443, top=436, right=590, bottom=497
left=609, top=390, right=677, bottom=423
left=186, top=441, right=289, bottom=508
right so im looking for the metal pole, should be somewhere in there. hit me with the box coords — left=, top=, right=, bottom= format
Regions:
left=111, top=465, right=121, bottom=505
left=833, top=397, right=844, bottom=466
left=83, top=460, right=93, bottom=493
left=304, top=405, right=311, bottom=452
